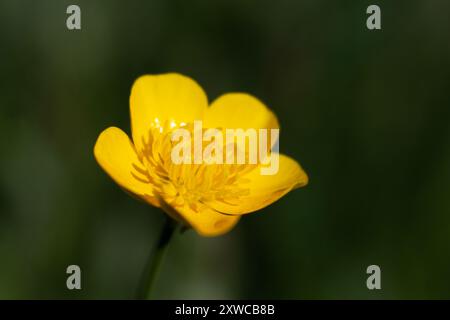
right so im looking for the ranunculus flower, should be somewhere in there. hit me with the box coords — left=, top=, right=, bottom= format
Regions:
left=94, top=73, right=308, bottom=237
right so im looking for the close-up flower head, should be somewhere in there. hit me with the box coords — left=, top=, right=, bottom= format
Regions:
left=94, top=73, right=308, bottom=237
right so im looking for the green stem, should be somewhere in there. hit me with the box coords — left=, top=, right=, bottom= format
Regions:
left=137, top=216, right=177, bottom=300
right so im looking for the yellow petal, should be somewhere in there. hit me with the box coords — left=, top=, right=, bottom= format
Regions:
left=159, top=198, right=240, bottom=237
left=130, top=73, right=208, bottom=153
left=207, top=154, right=308, bottom=215
left=94, top=127, right=158, bottom=206
left=203, top=93, right=279, bottom=130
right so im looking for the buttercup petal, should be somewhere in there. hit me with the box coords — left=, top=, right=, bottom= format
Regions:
left=160, top=200, right=240, bottom=237
left=207, top=154, right=308, bottom=215
left=130, top=73, right=208, bottom=153
left=94, top=127, right=159, bottom=206
left=203, top=93, right=279, bottom=131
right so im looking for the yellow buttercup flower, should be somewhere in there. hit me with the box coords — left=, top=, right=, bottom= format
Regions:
left=94, top=73, right=308, bottom=237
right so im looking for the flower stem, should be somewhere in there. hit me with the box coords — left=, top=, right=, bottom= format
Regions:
left=137, top=216, right=177, bottom=300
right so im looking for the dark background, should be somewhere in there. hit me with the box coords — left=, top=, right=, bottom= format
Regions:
left=0, top=0, right=449, bottom=299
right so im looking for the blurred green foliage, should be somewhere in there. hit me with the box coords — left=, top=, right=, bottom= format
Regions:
left=0, top=0, right=449, bottom=299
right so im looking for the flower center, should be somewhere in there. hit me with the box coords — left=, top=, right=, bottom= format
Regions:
left=137, top=120, right=253, bottom=211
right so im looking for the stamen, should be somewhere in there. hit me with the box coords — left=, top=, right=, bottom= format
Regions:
left=137, top=120, right=252, bottom=210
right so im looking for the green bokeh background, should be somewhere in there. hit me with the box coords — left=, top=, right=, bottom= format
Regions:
left=1, top=0, right=449, bottom=299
